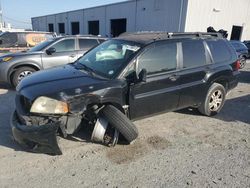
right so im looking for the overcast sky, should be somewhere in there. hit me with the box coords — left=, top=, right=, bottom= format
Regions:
left=1, top=0, right=128, bottom=29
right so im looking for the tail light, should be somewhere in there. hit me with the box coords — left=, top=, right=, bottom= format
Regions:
left=233, top=60, right=241, bottom=71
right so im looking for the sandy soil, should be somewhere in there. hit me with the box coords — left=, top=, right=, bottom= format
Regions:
left=0, top=62, right=249, bottom=188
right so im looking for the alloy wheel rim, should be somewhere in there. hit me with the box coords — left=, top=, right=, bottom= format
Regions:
left=209, top=90, right=223, bottom=111
left=17, top=71, right=33, bottom=82
left=240, top=58, right=246, bottom=68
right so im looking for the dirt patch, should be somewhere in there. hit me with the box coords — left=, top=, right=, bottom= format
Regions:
left=106, top=136, right=171, bottom=164
left=106, top=140, right=149, bottom=164
left=147, top=136, right=171, bottom=150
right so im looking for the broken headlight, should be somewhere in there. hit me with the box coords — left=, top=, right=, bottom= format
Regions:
left=30, top=96, right=69, bottom=114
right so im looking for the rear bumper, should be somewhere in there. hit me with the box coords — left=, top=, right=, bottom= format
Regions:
left=11, top=111, right=62, bottom=155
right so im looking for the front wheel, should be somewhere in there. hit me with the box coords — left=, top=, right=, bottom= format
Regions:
left=198, top=83, right=226, bottom=116
left=12, top=67, right=36, bottom=88
left=100, top=105, right=138, bottom=143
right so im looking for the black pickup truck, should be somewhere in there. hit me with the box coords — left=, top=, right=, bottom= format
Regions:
left=11, top=32, right=240, bottom=155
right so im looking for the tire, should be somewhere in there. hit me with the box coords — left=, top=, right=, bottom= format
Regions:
left=12, top=67, right=36, bottom=88
left=198, top=83, right=226, bottom=116
left=239, top=56, right=246, bottom=69
left=100, top=105, right=138, bottom=143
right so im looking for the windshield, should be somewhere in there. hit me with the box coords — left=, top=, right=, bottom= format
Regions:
left=28, top=38, right=56, bottom=52
left=76, top=39, right=141, bottom=79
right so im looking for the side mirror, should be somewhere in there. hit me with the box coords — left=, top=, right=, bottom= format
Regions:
left=138, top=69, right=147, bottom=82
left=0, top=40, right=2, bottom=45
left=125, top=70, right=137, bottom=83
left=46, top=47, right=56, bottom=55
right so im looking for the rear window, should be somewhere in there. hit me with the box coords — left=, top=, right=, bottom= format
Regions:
left=182, top=39, right=207, bottom=68
left=207, top=39, right=232, bottom=63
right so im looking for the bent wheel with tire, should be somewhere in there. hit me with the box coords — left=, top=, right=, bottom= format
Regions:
left=100, top=105, right=138, bottom=143
left=12, top=67, right=36, bottom=88
left=198, top=83, right=226, bottom=116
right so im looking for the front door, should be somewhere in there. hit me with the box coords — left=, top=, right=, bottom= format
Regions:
left=42, top=38, right=77, bottom=69
left=129, top=41, right=180, bottom=120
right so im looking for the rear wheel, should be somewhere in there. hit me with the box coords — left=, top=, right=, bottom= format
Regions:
left=198, top=83, right=226, bottom=116
left=12, top=67, right=36, bottom=88
left=239, top=56, right=246, bottom=69
left=100, top=105, right=138, bottom=143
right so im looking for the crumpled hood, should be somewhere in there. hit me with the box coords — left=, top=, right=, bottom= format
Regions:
left=17, top=65, right=107, bottom=100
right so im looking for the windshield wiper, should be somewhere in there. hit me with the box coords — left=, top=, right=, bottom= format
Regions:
left=74, top=62, right=97, bottom=76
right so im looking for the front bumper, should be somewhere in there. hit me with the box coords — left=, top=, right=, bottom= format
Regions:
left=11, top=111, right=62, bottom=155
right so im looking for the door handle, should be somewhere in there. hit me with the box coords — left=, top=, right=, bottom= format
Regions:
left=169, top=74, right=179, bottom=81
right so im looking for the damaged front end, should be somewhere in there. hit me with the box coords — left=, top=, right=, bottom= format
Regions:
left=11, top=94, right=74, bottom=155
left=11, top=91, right=121, bottom=155
left=11, top=111, right=62, bottom=155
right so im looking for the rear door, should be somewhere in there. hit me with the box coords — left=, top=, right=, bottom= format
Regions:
left=129, top=41, right=181, bottom=119
left=76, top=38, right=99, bottom=59
left=178, top=39, right=210, bottom=108
left=42, top=38, right=77, bottom=69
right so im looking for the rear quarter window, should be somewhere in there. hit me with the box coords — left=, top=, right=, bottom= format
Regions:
left=207, top=39, right=232, bottom=63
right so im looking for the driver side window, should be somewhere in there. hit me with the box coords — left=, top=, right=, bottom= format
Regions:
left=138, top=42, right=177, bottom=75
left=51, top=39, right=75, bottom=53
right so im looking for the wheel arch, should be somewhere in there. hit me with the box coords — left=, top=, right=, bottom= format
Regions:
left=8, top=63, right=41, bottom=83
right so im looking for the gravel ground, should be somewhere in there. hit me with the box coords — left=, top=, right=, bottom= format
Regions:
left=0, top=62, right=250, bottom=188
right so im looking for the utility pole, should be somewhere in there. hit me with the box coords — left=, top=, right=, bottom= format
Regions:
left=0, top=0, right=3, bottom=26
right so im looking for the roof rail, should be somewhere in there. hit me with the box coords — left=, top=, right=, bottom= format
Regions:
left=167, top=32, right=223, bottom=38
left=119, top=31, right=223, bottom=39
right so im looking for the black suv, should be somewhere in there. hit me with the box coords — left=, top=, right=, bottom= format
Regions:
left=12, top=32, right=240, bottom=155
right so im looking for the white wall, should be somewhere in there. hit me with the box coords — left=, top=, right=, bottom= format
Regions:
left=185, top=0, right=250, bottom=40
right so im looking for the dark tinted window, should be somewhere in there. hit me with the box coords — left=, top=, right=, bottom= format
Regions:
left=0, top=32, right=17, bottom=47
left=182, top=39, right=206, bottom=68
left=207, top=39, right=232, bottom=63
left=58, top=23, right=65, bottom=34
left=52, top=39, right=75, bottom=52
left=245, top=43, right=250, bottom=48
left=79, top=39, right=99, bottom=49
left=48, top=24, right=54, bottom=32
left=138, top=42, right=177, bottom=75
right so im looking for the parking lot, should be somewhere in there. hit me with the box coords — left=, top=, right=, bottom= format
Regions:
left=0, top=62, right=249, bottom=187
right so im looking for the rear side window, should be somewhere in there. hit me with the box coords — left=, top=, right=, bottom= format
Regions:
left=207, top=40, right=232, bottom=63
left=138, top=42, right=177, bottom=75
left=79, top=39, right=99, bottom=49
left=182, top=39, right=206, bottom=68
